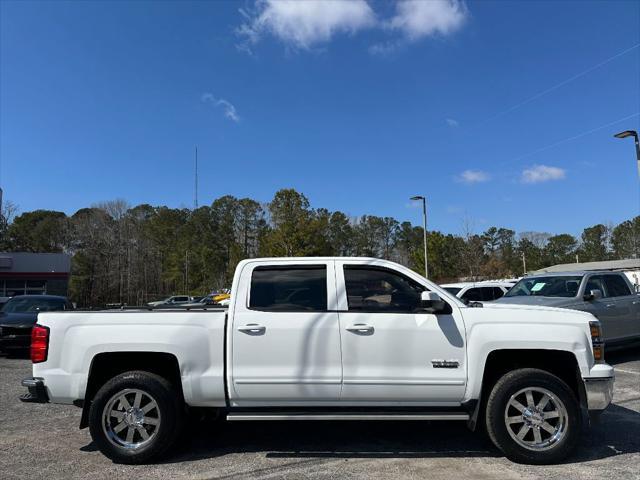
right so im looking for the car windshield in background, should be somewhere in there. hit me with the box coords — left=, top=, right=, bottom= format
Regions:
left=504, top=276, right=583, bottom=298
left=2, top=297, right=66, bottom=313
left=443, top=287, right=462, bottom=295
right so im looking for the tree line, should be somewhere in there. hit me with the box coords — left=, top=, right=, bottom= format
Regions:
left=0, top=188, right=637, bottom=307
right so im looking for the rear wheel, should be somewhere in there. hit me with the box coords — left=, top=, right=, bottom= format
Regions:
left=88, top=371, right=183, bottom=464
left=485, top=368, right=581, bottom=464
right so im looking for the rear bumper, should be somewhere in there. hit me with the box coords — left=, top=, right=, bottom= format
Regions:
left=0, top=326, right=31, bottom=351
left=20, top=377, right=49, bottom=403
left=0, top=335, right=30, bottom=350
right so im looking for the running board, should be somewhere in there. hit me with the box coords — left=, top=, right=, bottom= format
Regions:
left=226, top=412, right=469, bottom=421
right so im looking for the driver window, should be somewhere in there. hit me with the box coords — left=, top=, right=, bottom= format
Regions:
left=584, top=276, right=608, bottom=298
left=344, top=266, right=425, bottom=313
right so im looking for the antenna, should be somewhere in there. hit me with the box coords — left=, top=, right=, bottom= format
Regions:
left=194, top=146, right=199, bottom=209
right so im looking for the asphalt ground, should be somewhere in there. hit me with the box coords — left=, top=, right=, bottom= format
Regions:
left=1, top=348, right=638, bottom=480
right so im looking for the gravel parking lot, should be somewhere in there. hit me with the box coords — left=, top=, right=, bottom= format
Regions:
left=1, top=349, right=638, bottom=480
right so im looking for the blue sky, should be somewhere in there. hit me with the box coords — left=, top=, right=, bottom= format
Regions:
left=1, top=0, right=639, bottom=236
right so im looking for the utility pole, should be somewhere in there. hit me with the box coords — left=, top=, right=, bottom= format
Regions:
left=522, top=252, right=526, bottom=275
left=194, top=146, right=199, bottom=209
left=185, top=250, right=189, bottom=294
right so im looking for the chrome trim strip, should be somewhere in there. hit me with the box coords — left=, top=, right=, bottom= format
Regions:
left=343, top=380, right=465, bottom=386
left=226, top=413, right=470, bottom=421
left=234, top=379, right=341, bottom=385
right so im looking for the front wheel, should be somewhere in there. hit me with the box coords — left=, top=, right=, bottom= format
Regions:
left=88, top=371, right=183, bottom=464
left=485, top=368, right=581, bottom=464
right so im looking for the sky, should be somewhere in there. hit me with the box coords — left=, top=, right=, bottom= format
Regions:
left=1, top=0, right=639, bottom=236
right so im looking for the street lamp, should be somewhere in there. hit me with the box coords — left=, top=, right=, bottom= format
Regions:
left=615, top=130, right=640, bottom=260
left=614, top=130, right=640, bottom=180
left=410, top=195, right=428, bottom=279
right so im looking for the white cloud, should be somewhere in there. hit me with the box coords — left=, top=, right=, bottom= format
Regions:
left=237, top=0, right=376, bottom=51
left=446, top=118, right=459, bottom=127
left=202, top=93, right=240, bottom=123
left=456, top=169, right=490, bottom=184
left=388, top=0, right=468, bottom=41
left=521, top=165, right=566, bottom=184
left=237, top=0, right=469, bottom=53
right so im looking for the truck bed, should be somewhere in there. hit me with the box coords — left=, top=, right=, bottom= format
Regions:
left=34, top=309, right=228, bottom=406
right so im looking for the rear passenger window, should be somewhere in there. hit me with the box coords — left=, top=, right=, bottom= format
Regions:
left=462, top=287, right=496, bottom=302
left=461, top=288, right=482, bottom=302
left=250, top=266, right=327, bottom=312
left=492, top=287, right=505, bottom=300
left=604, top=275, right=632, bottom=297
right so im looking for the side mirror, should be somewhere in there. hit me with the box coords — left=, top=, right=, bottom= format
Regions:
left=420, top=291, right=450, bottom=314
left=584, top=289, right=603, bottom=301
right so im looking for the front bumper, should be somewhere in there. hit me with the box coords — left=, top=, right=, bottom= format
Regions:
left=20, top=377, right=49, bottom=403
left=584, top=376, right=614, bottom=411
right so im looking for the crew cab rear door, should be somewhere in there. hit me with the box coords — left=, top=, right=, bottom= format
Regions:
left=228, top=260, right=342, bottom=405
left=335, top=260, right=467, bottom=404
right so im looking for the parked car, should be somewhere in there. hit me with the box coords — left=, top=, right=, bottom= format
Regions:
left=21, top=257, right=612, bottom=465
left=0, top=295, right=73, bottom=354
left=212, top=292, right=230, bottom=303
left=441, top=281, right=515, bottom=302
left=217, top=297, right=231, bottom=306
left=146, top=295, right=192, bottom=307
left=496, top=270, right=640, bottom=346
left=182, top=296, right=218, bottom=308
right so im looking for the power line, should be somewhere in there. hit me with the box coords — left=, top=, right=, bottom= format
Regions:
left=477, top=43, right=640, bottom=126
left=513, top=112, right=640, bottom=163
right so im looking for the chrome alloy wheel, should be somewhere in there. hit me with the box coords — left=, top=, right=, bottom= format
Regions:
left=102, top=388, right=161, bottom=450
left=504, top=386, right=568, bottom=451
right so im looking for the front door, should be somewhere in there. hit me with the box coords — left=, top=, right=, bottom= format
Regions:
left=336, top=262, right=467, bottom=404
left=230, top=262, right=342, bottom=405
left=580, top=275, right=625, bottom=341
left=602, top=274, right=640, bottom=341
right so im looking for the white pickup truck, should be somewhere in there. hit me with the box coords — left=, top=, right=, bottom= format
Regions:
left=20, top=257, right=614, bottom=465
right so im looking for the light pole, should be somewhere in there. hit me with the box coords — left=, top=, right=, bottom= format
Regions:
left=410, top=195, right=428, bottom=279
left=614, top=130, right=640, bottom=180
left=615, top=130, right=640, bottom=258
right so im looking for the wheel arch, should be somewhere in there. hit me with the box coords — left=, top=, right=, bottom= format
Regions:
left=79, top=351, right=183, bottom=429
left=466, top=348, right=587, bottom=431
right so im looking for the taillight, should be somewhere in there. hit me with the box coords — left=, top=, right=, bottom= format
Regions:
left=31, top=325, right=49, bottom=363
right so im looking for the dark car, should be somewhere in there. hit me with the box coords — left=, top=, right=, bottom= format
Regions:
left=0, top=295, right=73, bottom=355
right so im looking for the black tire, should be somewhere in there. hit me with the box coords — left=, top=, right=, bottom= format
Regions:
left=88, top=370, right=184, bottom=464
left=485, top=368, right=581, bottom=465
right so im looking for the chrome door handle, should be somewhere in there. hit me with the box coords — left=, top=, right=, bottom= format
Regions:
left=346, top=324, right=374, bottom=334
left=605, top=304, right=615, bottom=309
left=237, top=324, right=266, bottom=334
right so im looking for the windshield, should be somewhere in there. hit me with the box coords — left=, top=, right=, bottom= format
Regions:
left=2, top=297, right=67, bottom=313
left=504, top=276, right=583, bottom=298
left=443, top=287, right=462, bottom=296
